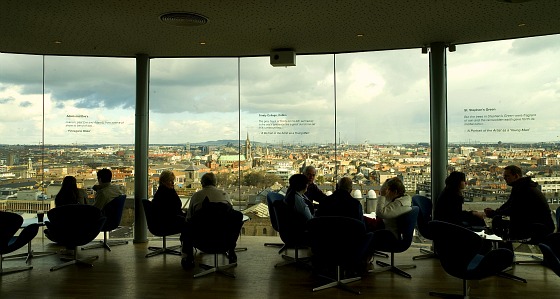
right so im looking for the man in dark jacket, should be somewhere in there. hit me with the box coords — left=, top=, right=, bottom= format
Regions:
left=485, top=165, right=554, bottom=240
left=315, top=177, right=364, bottom=223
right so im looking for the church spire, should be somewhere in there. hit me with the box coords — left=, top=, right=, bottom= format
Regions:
left=245, top=132, right=252, bottom=165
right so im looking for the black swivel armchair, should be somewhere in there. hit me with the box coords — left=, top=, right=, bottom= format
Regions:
left=191, top=199, right=243, bottom=278
left=412, top=195, right=437, bottom=260
left=539, top=232, right=560, bottom=277
left=370, top=206, right=419, bottom=278
left=142, top=199, right=183, bottom=258
left=272, top=199, right=310, bottom=268
left=307, top=216, right=373, bottom=294
left=513, top=222, right=554, bottom=265
left=556, top=206, right=560, bottom=232
left=45, top=204, right=106, bottom=271
left=82, top=194, right=128, bottom=251
left=0, top=211, right=39, bottom=275
left=429, top=220, right=514, bottom=298
left=264, top=192, right=286, bottom=252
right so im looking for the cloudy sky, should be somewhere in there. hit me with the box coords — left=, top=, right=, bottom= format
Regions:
left=1, top=34, right=559, bottom=146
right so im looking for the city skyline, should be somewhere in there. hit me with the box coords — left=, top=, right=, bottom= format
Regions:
left=1, top=35, right=559, bottom=145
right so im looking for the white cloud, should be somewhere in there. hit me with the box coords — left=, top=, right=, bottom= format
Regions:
left=1, top=34, right=560, bottom=145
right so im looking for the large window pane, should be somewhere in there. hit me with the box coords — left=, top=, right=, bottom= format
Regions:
left=0, top=54, right=46, bottom=211
left=448, top=35, right=560, bottom=204
left=335, top=50, right=430, bottom=201
left=149, top=58, right=239, bottom=210
left=239, top=55, right=335, bottom=221
left=1, top=54, right=135, bottom=239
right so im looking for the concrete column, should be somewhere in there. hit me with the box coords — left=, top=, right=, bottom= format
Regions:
left=429, top=42, right=448, bottom=206
left=134, top=54, right=149, bottom=243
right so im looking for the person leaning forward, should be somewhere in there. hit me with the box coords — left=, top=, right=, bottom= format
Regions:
left=484, top=165, right=554, bottom=240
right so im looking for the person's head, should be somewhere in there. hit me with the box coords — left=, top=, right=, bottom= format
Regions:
left=503, top=165, right=522, bottom=186
left=159, top=170, right=175, bottom=189
left=302, top=165, right=317, bottom=184
left=200, top=172, right=217, bottom=187
left=337, top=177, right=353, bottom=193
left=289, top=174, right=308, bottom=193
left=60, top=176, right=78, bottom=191
left=97, top=168, right=112, bottom=184
left=445, top=171, right=467, bottom=193
left=384, top=177, right=406, bottom=200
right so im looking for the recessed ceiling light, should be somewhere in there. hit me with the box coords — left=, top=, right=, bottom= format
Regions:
left=518, top=23, right=526, bottom=27
left=357, top=34, right=364, bottom=37
left=53, top=41, right=62, bottom=44
left=199, top=42, right=206, bottom=45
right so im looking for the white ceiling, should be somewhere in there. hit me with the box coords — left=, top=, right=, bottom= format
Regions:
left=1, top=0, right=560, bottom=58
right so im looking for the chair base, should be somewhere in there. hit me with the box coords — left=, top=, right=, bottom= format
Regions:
left=82, top=240, right=129, bottom=251
left=3, top=250, right=57, bottom=263
left=313, top=266, right=362, bottom=294
left=373, top=251, right=389, bottom=258
left=429, top=291, right=471, bottom=298
left=514, top=255, right=543, bottom=265
left=194, top=254, right=237, bottom=278
left=370, top=260, right=416, bottom=278
left=51, top=252, right=99, bottom=272
left=2, top=240, right=56, bottom=263
left=430, top=279, right=472, bottom=298
left=496, top=270, right=527, bottom=283
left=0, top=265, right=33, bottom=276
left=274, top=254, right=311, bottom=269
left=264, top=243, right=287, bottom=254
left=274, top=246, right=310, bottom=268
left=413, top=248, right=437, bottom=260
left=145, top=245, right=182, bottom=258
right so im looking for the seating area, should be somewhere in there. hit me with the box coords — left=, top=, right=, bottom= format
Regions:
left=1, top=233, right=560, bottom=298
left=142, top=199, right=183, bottom=258
left=44, top=205, right=107, bottom=271
left=0, top=211, right=39, bottom=275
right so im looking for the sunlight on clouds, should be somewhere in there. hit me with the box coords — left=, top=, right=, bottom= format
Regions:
left=341, top=60, right=385, bottom=105
left=2, top=34, right=560, bottom=145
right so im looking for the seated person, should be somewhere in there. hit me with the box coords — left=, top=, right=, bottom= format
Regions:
left=315, top=176, right=363, bottom=223
left=484, top=165, right=554, bottom=240
left=302, top=165, right=327, bottom=212
left=152, top=170, right=186, bottom=227
left=434, top=171, right=485, bottom=228
left=92, top=168, right=123, bottom=210
left=284, top=174, right=313, bottom=222
left=55, top=175, right=88, bottom=206
left=376, top=177, right=412, bottom=238
left=181, top=172, right=239, bottom=269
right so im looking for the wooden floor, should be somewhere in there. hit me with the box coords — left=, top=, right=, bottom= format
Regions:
left=1, top=234, right=559, bottom=299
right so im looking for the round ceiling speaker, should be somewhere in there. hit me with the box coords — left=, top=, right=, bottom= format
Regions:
left=160, top=12, right=208, bottom=27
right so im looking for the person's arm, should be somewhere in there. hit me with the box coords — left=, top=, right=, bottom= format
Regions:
left=294, top=194, right=313, bottom=220
left=92, top=190, right=104, bottom=209
left=376, top=196, right=386, bottom=216
left=495, top=199, right=512, bottom=216
left=356, top=201, right=364, bottom=222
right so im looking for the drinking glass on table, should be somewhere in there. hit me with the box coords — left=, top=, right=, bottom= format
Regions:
left=37, top=210, right=45, bottom=222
